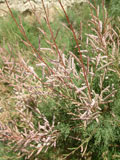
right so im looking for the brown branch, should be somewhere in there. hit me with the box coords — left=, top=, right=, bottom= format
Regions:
left=58, top=0, right=92, bottom=100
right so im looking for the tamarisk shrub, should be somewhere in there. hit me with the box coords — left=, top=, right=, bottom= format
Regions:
left=0, top=0, right=119, bottom=159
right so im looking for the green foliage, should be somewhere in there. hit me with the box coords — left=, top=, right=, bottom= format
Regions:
left=63, top=2, right=90, bottom=32
left=0, top=10, right=73, bottom=54
left=108, top=0, right=120, bottom=36
left=0, top=10, right=39, bottom=50
left=0, top=142, right=21, bottom=160
left=61, top=2, right=91, bottom=54
left=109, top=0, right=120, bottom=17
left=39, top=18, right=73, bottom=54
